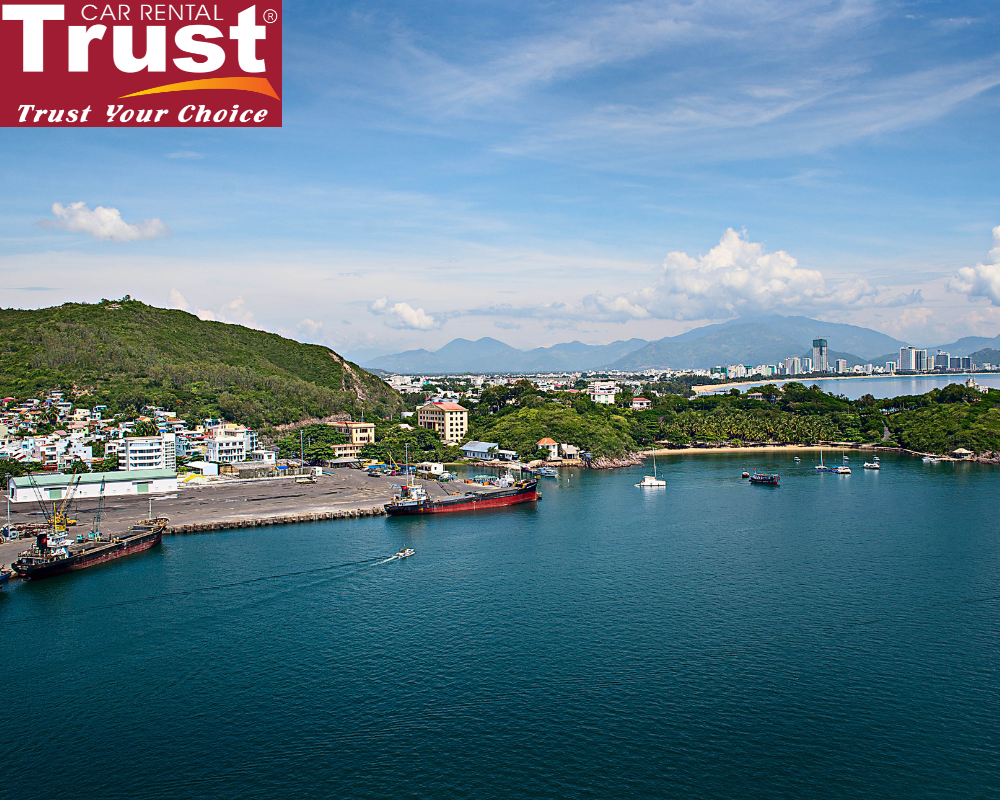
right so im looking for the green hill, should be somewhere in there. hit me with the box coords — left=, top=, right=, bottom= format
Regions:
left=0, top=298, right=402, bottom=429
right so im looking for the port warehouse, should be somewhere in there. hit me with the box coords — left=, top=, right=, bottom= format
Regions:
left=8, top=470, right=178, bottom=503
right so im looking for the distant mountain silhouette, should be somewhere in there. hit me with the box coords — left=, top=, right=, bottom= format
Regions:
left=362, top=316, right=991, bottom=374
left=363, top=337, right=649, bottom=373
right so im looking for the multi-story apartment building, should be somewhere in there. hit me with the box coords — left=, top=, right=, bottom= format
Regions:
left=812, top=339, right=829, bottom=373
left=112, top=433, right=177, bottom=471
left=331, top=421, right=376, bottom=445
left=899, top=347, right=916, bottom=371
left=417, top=402, right=469, bottom=444
left=206, top=431, right=249, bottom=464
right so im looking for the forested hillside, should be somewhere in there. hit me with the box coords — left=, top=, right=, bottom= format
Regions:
left=0, top=298, right=402, bottom=428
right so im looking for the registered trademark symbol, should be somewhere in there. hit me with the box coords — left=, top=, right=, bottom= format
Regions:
left=263, top=9, right=278, bottom=23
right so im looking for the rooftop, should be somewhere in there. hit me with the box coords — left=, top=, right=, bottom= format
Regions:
left=11, top=469, right=177, bottom=487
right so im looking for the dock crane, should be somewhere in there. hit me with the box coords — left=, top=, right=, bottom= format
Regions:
left=52, top=475, right=81, bottom=534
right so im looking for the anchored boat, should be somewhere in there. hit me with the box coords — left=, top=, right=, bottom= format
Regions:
left=12, top=518, right=167, bottom=580
left=385, top=472, right=538, bottom=516
left=749, top=471, right=780, bottom=485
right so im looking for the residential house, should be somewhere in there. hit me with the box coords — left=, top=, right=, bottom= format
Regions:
left=536, top=438, right=559, bottom=459
left=461, top=441, right=499, bottom=460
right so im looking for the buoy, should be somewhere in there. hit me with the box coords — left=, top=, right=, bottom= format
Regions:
left=742, top=471, right=750, bottom=478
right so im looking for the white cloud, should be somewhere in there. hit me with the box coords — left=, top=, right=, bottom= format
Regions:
left=195, top=296, right=260, bottom=329
left=594, top=228, right=877, bottom=321
left=369, top=297, right=441, bottom=330
left=949, top=225, right=1000, bottom=306
left=298, top=318, right=323, bottom=337
left=47, top=201, right=170, bottom=242
left=168, top=288, right=190, bottom=310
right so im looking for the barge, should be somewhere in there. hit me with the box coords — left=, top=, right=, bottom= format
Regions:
left=12, top=518, right=167, bottom=580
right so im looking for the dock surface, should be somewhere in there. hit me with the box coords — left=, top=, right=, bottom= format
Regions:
left=0, top=470, right=447, bottom=565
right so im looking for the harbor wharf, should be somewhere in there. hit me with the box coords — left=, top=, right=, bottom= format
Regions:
left=0, top=470, right=438, bottom=561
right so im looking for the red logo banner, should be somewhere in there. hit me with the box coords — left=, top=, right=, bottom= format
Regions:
left=1, top=0, right=281, bottom=126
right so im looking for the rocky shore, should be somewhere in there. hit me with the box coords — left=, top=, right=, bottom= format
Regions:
left=586, top=453, right=644, bottom=469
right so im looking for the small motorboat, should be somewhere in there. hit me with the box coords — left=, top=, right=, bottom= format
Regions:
left=536, top=467, right=559, bottom=478
left=395, top=549, right=415, bottom=559
left=0, top=566, right=10, bottom=587
left=863, top=456, right=880, bottom=470
left=741, top=470, right=750, bottom=478
left=793, top=457, right=801, bottom=462
left=834, top=465, right=851, bottom=474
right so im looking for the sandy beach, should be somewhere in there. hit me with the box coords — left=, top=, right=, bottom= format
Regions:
left=648, top=444, right=867, bottom=456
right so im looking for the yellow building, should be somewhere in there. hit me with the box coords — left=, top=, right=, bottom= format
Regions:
left=417, top=402, right=468, bottom=445
left=331, top=421, right=376, bottom=445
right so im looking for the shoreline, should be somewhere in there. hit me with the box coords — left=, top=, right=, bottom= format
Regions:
left=649, top=444, right=848, bottom=456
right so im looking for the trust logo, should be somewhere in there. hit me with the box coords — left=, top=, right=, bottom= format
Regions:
left=1, top=0, right=282, bottom=126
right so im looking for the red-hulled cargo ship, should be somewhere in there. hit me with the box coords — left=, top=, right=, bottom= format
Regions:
left=385, top=477, right=538, bottom=516
left=12, top=518, right=167, bottom=580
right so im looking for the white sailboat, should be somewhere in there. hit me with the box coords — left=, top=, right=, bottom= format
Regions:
left=636, top=447, right=666, bottom=487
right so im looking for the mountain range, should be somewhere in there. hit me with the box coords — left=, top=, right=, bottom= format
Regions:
left=361, top=315, right=1000, bottom=374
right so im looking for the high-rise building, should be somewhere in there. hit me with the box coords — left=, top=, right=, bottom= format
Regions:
left=914, top=349, right=927, bottom=371
left=812, top=339, right=829, bottom=372
left=886, top=361, right=897, bottom=372
left=835, top=359, right=848, bottom=374
left=899, top=347, right=916, bottom=371
left=802, top=357, right=813, bottom=373
left=784, top=356, right=802, bottom=375
left=935, top=351, right=951, bottom=369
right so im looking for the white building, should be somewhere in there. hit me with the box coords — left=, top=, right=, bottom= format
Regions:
left=112, top=433, right=177, bottom=471
left=835, top=359, right=848, bottom=373
left=207, top=431, right=250, bottom=464
left=589, top=390, right=616, bottom=404
left=8, top=469, right=178, bottom=503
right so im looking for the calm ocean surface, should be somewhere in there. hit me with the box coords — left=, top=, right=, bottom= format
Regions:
left=3, top=454, right=999, bottom=798
left=740, top=373, right=1000, bottom=399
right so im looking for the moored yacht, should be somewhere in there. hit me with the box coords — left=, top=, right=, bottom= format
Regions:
left=636, top=448, right=666, bottom=487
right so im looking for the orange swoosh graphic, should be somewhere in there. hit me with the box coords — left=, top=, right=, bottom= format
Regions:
left=120, top=77, right=280, bottom=100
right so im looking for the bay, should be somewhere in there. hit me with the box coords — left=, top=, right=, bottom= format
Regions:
left=739, top=373, right=1000, bottom=400
left=2, top=454, right=999, bottom=798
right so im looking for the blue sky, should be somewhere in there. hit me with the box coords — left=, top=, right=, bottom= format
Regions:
left=3, top=0, right=1000, bottom=359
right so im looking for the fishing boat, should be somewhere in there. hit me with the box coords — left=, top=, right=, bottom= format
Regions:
left=749, top=471, right=780, bottom=485
left=863, top=456, right=880, bottom=470
left=636, top=448, right=666, bottom=487
left=395, top=548, right=415, bottom=558
left=0, top=565, right=10, bottom=587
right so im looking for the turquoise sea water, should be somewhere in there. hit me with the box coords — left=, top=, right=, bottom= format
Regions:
left=2, top=454, right=999, bottom=798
